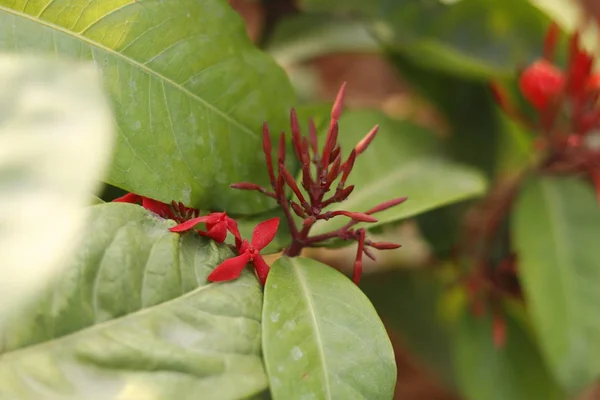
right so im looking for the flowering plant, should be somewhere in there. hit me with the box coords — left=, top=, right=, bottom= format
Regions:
left=2, top=1, right=599, bottom=400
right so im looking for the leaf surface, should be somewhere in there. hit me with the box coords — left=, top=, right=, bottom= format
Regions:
left=512, top=176, right=600, bottom=392
left=262, top=256, right=396, bottom=399
left=453, top=307, right=563, bottom=400
left=300, top=0, right=549, bottom=78
left=0, top=203, right=266, bottom=400
left=0, top=0, right=296, bottom=213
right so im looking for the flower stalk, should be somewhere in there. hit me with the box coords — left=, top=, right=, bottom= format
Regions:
left=231, top=82, right=406, bottom=283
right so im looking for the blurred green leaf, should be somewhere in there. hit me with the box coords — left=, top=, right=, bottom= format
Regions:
left=268, top=13, right=380, bottom=66
left=308, top=109, right=487, bottom=237
left=388, top=53, right=502, bottom=178
left=512, top=176, right=600, bottom=392
left=0, top=203, right=266, bottom=399
left=416, top=202, right=470, bottom=259
left=0, top=0, right=297, bottom=214
left=262, top=256, right=397, bottom=399
left=453, top=308, right=564, bottom=400
left=361, top=269, right=456, bottom=387
left=0, top=54, right=113, bottom=321
left=300, top=0, right=549, bottom=78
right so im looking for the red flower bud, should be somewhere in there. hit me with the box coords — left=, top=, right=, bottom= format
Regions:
left=519, top=59, right=564, bottom=110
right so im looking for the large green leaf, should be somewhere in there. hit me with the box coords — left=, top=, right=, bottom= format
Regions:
left=512, top=176, right=600, bottom=392
left=0, top=0, right=297, bottom=214
left=0, top=203, right=266, bottom=399
left=262, top=256, right=396, bottom=399
left=0, top=54, right=113, bottom=321
left=300, top=0, right=549, bottom=78
left=453, top=308, right=564, bottom=400
left=308, top=109, right=487, bottom=236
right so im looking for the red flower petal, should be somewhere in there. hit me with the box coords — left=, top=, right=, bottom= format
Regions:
left=492, top=315, right=507, bottom=349
left=567, top=33, right=594, bottom=96
left=142, top=197, right=174, bottom=219
left=519, top=59, right=564, bottom=110
left=113, top=193, right=141, bottom=203
left=226, top=217, right=243, bottom=250
left=199, top=221, right=228, bottom=243
left=169, top=216, right=215, bottom=232
left=239, top=239, right=250, bottom=253
left=208, top=253, right=251, bottom=282
left=251, top=217, right=280, bottom=251
left=226, top=217, right=242, bottom=240
left=252, top=255, right=270, bottom=285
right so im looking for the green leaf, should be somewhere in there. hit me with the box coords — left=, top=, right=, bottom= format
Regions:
left=0, top=203, right=267, bottom=399
left=453, top=307, right=564, bottom=400
left=89, top=195, right=105, bottom=204
left=0, top=54, right=113, bottom=320
left=512, top=176, right=600, bottom=392
left=0, top=0, right=297, bottom=214
left=360, top=269, right=455, bottom=387
left=262, top=256, right=396, bottom=399
left=300, top=0, right=549, bottom=78
left=309, top=109, right=487, bottom=237
left=387, top=53, right=503, bottom=178
left=267, top=13, right=379, bottom=66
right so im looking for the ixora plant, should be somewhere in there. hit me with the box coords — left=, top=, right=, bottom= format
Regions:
left=9, top=0, right=600, bottom=399
left=115, top=84, right=406, bottom=286
left=0, top=1, right=488, bottom=399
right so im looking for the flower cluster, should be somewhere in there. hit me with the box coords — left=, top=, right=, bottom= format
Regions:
left=490, top=23, right=600, bottom=199
left=113, top=192, right=279, bottom=284
left=113, top=83, right=406, bottom=286
left=230, top=83, right=406, bottom=284
left=113, top=193, right=199, bottom=223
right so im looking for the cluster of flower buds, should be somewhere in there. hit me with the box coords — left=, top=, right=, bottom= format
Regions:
left=113, top=192, right=279, bottom=284
left=231, top=83, right=407, bottom=284
left=113, top=192, right=200, bottom=224
left=490, top=22, right=600, bottom=199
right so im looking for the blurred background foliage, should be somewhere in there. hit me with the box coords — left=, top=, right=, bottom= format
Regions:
left=229, top=0, right=599, bottom=398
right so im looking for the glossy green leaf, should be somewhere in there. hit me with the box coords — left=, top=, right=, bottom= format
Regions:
left=0, top=203, right=267, bottom=399
left=453, top=308, right=564, bottom=400
left=0, top=0, right=297, bottom=214
left=262, top=256, right=396, bottom=399
left=309, top=109, right=487, bottom=237
left=0, top=54, right=113, bottom=321
left=300, top=0, right=549, bottom=78
left=360, top=269, right=455, bottom=387
left=512, top=176, right=600, bottom=392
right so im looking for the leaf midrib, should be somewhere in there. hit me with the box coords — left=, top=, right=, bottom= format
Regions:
left=290, top=258, right=332, bottom=400
left=0, top=4, right=257, bottom=139
left=0, top=280, right=215, bottom=360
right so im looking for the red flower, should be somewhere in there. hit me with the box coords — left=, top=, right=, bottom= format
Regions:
left=208, top=218, right=279, bottom=285
left=169, top=212, right=241, bottom=247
